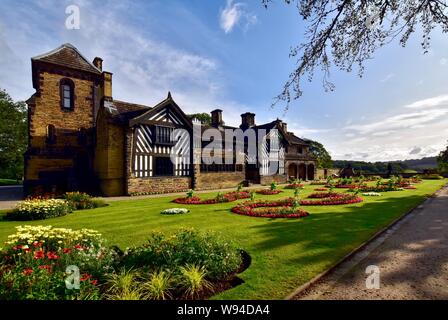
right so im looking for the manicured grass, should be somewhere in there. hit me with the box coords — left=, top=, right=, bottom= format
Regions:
left=0, top=179, right=21, bottom=186
left=0, top=180, right=445, bottom=299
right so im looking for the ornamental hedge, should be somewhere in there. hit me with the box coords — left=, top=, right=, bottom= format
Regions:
left=231, top=198, right=309, bottom=218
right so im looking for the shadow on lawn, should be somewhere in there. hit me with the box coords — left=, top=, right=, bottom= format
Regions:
left=250, top=189, right=448, bottom=298
left=248, top=193, right=431, bottom=267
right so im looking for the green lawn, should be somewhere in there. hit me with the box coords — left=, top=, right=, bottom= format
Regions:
left=0, top=179, right=21, bottom=186
left=0, top=180, right=445, bottom=299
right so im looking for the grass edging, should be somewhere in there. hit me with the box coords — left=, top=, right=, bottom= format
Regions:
left=285, top=184, right=447, bottom=300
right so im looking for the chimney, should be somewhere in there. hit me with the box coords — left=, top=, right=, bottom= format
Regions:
left=102, top=71, right=113, bottom=99
left=211, top=109, right=223, bottom=127
left=240, top=112, right=255, bottom=129
left=93, top=57, right=103, bottom=71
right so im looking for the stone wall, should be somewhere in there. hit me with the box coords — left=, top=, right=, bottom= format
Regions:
left=94, top=108, right=125, bottom=196
left=195, top=171, right=245, bottom=190
left=259, top=174, right=288, bottom=186
left=128, top=176, right=192, bottom=195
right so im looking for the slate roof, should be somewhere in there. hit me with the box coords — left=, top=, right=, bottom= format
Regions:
left=32, top=43, right=102, bottom=74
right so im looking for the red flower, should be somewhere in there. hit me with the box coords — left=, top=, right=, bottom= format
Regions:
left=13, top=245, right=22, bottom=251
left=32, top=242, right=41, bottom=247
left=46, top=251, right=59, bottom=260
left=74, top=244, right=83, bottom=250
left=80, top=274, right=91, bottom=281
left=23, top=268, right=33, bottom=276
left=90, top=279, right=98, bottom=285
left=34, top=250, right=45, bottom=260
left=38, top=265, right=52, bottom=271
left=63, top=248, right=72, bottom=254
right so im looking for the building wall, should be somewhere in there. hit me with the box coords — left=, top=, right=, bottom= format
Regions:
left=24, top=70, right=97, bottom=195
left=195, top=171, right=245, bottom=190
left=94, top=109, right=125, bottom=196
left=128, top=176, right=192, bottom=195
left=260, top=174, right=288, bottom=185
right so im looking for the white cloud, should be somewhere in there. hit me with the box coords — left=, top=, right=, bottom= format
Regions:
left=380, top=73, right=395, bottom=83
left=219, top=0, right=257, bottom=34
left=404, top=94, right=448, bottom=109
left=440, top=58, right=448, bottom=66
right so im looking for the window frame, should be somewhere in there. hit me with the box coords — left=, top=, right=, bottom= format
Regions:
left=59, top=78, right=75, bottom=111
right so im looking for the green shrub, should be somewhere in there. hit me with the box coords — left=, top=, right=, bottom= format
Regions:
left=143, top=270, right=173, bottom=300
left=64, top=192, right=107, bottom=210
left=270, top=182, right=277, bottom=191
left=121, top=229, right=242, bottom=280
left=6, top=198, right=72, bottom=221
left=105, top=269, right=142, bottom=300
left=178, top=265, right=212, bottom=298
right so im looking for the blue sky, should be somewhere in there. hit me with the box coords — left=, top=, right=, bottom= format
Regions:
left=1, top=0, right=448, bottom=161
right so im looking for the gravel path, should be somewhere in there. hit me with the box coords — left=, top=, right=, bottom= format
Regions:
left=294, top=186, right=448, bottom=300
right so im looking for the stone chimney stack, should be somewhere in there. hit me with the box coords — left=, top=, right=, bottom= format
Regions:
left=211, top=109, right=223, bottom=127
left=240, top=112, right=255, bottom=129
left=102, top=71, right=113, bottom=99
left=93, top=57, right=103, bottom=71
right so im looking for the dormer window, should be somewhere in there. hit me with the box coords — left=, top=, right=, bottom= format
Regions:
left=60, top=78, right=74, bottom=110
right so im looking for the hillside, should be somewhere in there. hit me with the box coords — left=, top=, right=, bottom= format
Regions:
left=333, top=157, right=437, bottom=174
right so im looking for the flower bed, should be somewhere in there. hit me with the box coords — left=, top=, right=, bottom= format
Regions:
left=6, top=199, right=73, bottom=221
left=284, top=183, right=304, bottom=189
left=64, top=192, right=106, bottom=210
left=0, top=225, right=116, bottom=300
left=255, top=189, right=283, bottom=195
left=334, top=184, right=364, bottom=189
left=307, top=192, right=344, bottom=199
left=161, top=208, right=189, bottom=215
left=403, top=186, right=417, bottom=190
left=359, top=185, right=399, bottom=192
left=300, top=194, right=363, bottom=206
left=231, top=199, right=309, bottom=218
left=314, top=188, right=328, bottom=191
left=310, top=181, right=327, bottom=185
left=173, top=191, right=250, bottom=205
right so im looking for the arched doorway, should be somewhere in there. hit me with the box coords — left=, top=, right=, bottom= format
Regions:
left=298, top=163, right=306, bottom=180
left=307, top=164, right=315, bottom=180
left=288, top=163, right=297, bottom=180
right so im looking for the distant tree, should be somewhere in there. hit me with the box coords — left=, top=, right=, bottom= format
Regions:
left=437, top=142, right=448, bottom=172
left=263, top=0, right=448, bottom=108
left=189, top=113, right=211, bottom=125
left=0, top=89, right=27, bottom=180
left=308, top=139, right=332, bottom=168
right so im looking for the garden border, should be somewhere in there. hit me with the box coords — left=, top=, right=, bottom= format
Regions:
left=285, top=184, right=448, bottom=300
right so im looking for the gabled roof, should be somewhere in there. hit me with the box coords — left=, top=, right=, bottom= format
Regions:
left=32, top=43, right=102, bottom=74
left=128, top=92, right=193, bottom=129
left=108, top=100, right=152, bottom=124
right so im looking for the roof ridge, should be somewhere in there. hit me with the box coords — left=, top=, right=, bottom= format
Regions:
left=32, top=43, right=102, bottom=74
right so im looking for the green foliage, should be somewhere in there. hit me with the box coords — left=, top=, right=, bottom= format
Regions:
left=237, top=182, right=244, bottom=192
left=186, top=189, right=194, bottom=199
left=121, top=229, right=242, bottom=280
left=438, top=142, right=448, bottom=173
left=64, top=192, right=107, bottom=210
left=250, top=191, right=256, bottom=202
left=105, top=269, right=143, bottom=300
left=143, top=270, right=173, bottom=300
left=215, top=192, right=226, bottom=203
left=188, top=113, right=212, bottom=125
left=6, top=199, right=73, bottom=221
left=178, top=265, right=212, bottom=299
left=308, top=140, right=332, bottom=168
left=270, top=182, right=277, bottom=191
left=0, top=89, right=27, bottom=180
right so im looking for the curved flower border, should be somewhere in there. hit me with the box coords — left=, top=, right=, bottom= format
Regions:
left=231, top=199, right=309, bottom=218
left=300, top=194, right=363, bottom=206
left=173, top=191, right=250, bottom=205
left=255, top=189, right=283, bottom=195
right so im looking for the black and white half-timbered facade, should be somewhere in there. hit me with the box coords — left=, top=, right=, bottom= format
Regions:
left=25, top=43, right=316, bottom=197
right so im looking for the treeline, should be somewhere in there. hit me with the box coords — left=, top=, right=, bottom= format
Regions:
left=333, top=157, right=438, bottom=174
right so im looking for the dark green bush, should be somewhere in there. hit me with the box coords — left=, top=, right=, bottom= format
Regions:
left=121, top=229, right=242, bottom=280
